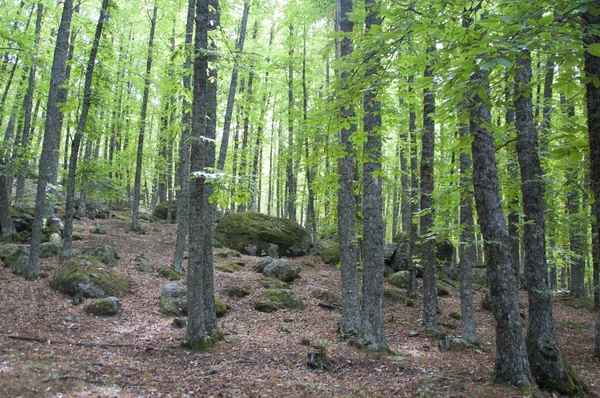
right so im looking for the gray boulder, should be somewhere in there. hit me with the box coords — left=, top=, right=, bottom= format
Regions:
left=263, top=259, right=300, bottom=282
left=162, top=282, right=187, bottom=299
left=81, top=245, right=119, bottom=267
left=266, top=289, right=304, bottom=310
left=39, top=242, right=61, bottom=258
left=4, top=246, right=31, bottom=277
left=214, top=212, right=310, bottom=257
left=84, top=297, right=120, bottom=316
left=383, top=243, right=398, bottom=265
left=387, top=271, right=410, bottom=289
left=0, top=244, right=22, bottom=263
left=391, top=242, right=410, bottom=272
left=86, top=197, right=109, bottom=219
left=254, top=256, right=275, bottom=273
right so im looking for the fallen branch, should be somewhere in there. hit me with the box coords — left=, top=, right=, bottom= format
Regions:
left=42, top=375, right=105, bottom=385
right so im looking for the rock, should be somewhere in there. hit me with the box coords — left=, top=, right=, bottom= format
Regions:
left=0, top=244, right=22, bottom=263
left=254, top=301, right=277, bottom=313
left=383, top=243, right=398, bottom=265
left=408, top=330, right=419, bottom=337
left=437, top=283, right=450, bottom=297
left=10, top=204, right=34, bottom=234
left=225, top=285, right=249, bottom=298
left=387, top=271, right=409, bottom=289
left=216, top=262, right=239, bottom=273
left=318, top=240, right=339, bottom=265
left=85, top=297, right=120, bottom=316
left=161, top=282, right=187, bottom=299
left=254, top=256, right=275, bottom=273
left=263, top=259, right=300, bottom=282
left=437, top=333, right=456, bottom=351
left=152, top=200, right=177, bottom=222
left=260, top=278, right=290, bottom=289
left=48, top=232, right=62, bottom=244
left=43, top=217, right=64, bottom=237
left=157, top=266, right=180, bottom=281
left=310, top=288, right=340, bottom=307
left=5, top=246, right=31, bottom=278
left=81, top=245, right=119, bottom=268
left=383, top=288, right=406, bottom=303
left=132, top=255, right=153, bottom=273
left=64, top=316, right=78, bottom=323
left=391, top=242, right=410, bottom=272
left=307, top=352, right=333, bottom=371
left=86, top=197, right=110, bottom=219
left=214, top=212, right=310, bottom=257
left=384, top=266, right=395, bottom=278
left=39, top=242, right=61, bottom=258
left=215, top=297, right=229, bottom=317
left=267, top=244, right=279, bottom=258
left=244, top=244, right=257, bottom=256
left=171, top=317, right=186, bottom=328
left=436, top=239, right=456, bottom=279
left=160, top=297, right=187, bottom=316
left=50, top=255, right=128, bottom=298
left=266, top=289, right=304, bottom=310
left=90, top=224, right=106, bottom=234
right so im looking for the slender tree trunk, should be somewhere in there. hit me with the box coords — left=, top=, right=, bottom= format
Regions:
left=470, top=67, right=533, bottom=387
left=420, top=47, right=437, bottom=333
left=216, top=1, right=249, bottom=172
left=286, top=24, right=297, bottom=222
left=131, top=4, right=158, bottom=231
left=302, top=24, right=316, bottom=252
left=515, top=49, right=587, bottom=395
left=27, top=0, right=74, bottom=276
left=337, top=0, right=361, bottom=335
left=62, top=0, right=110, bottom=258
left=359, top=0, right=387, bottom=352
left=407, top=80, right=418, bottom=297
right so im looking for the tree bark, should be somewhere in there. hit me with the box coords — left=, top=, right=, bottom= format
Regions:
left=27, top=0, right=74, bottom=276
left=131, top=4, right=158, bottom=232
left=286, top=24, right=297, bottom=222
left=420, top=47, right=437, bottom=333
left=469, top=67, right=533, bottom=387
left=61, top=0, right=110, bottom=259
left=407, top=79, right=419, bottom=298
left=515, top=49, right=587, bottom=395
left=359, top=0, right=387, bottom=352
left=337, top=0, right=361, bottom=335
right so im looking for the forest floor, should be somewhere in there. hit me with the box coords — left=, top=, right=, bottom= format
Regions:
left=1, top=214, right=600, bottom=397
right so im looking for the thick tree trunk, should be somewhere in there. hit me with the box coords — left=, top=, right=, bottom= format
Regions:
left=215, top=1, right=249, bottom=172
left=470, top=68, right=533, bottom=387
left=172, top=0, right=195, bottom=274
left=359, top=0, right=387, bottom=352
left=28, top=0, right=74, bottom=277
left=420, top=48, right=437, bottom=333
left=337, top=0, right=361, bottom=335
left=131, top=4, right=158, bottom=232
left=61, top=0, right=110, bottom=259
left=515, top=50, right=587, bottom=395
left=407, top=81, right=419, bottom=298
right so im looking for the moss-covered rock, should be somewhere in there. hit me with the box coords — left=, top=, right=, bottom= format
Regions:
left=318, top=240, right=340, bottom=265
left=261, top=278, right=290, bottom=289
left=383, top=288, right=406, bottom=303
left=557, top=295, right=595, bottom=310
left=5, top=246, right=31, bottom=278
left=39, top=242, right=61, bottom=259
left=450, top=312, right=461, bottom=320
left=254, top=256, right=275, bottom=273
left=50, top=255, right=128, bottom=298
left=10, top=204, right=34, bottom=234
left=215, top=297, right=230, bottom=317
left=437, top=283, right=450, bottom=297
left=225, top=285, right=249, bottom=298
left=266, top=289, right=304, bottom=310
left=214, top=212, right=310, bottom=257
left=0, top=244, right=23, bottom=263
left=160, top=297, right=187, bottom=316
left=81, top=245, right=119, bottom=267
left=254, top=301, right=278, bottom=313
left=387, top=271, right=409, bottom=289
left=216, top=262, right=239, bottom=273
left=152, top=200, right=177, bottom=221
left=84, top=297, right=120, bottom=316
left=157, top=266, right=181, bottom=281
left=161, top=282, right=187, bottom=298
left=310, top=288, right=341, bottom=306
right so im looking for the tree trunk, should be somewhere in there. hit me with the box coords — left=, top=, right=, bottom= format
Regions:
left=469, top=67, right=533, bottom=387
left=407, top=80, right=419, bottom=298
left=337, top=0, right=361, bottom=335
left=61, top=0, right=110, bottom=259
left=359, top=0, right=387, bottom=352
left=286, top=24, right=297, bottom=222
left=420, top=47, right=437, bottom=333
left=515, top=49, right=587, bottom=395
left=131, top=4, right=158, bottom=232
left=172, top=0, right=195, bottom=274
left=215, top=1, right=249, bottom=172
left=27, top=0, right=74, bottom=277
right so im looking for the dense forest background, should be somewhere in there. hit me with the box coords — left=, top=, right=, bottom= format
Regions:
left=2, top=0, right=600, bottom=395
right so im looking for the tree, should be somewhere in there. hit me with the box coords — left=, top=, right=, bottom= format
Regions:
left=336, top=0, right=361, bottom=336
left=515, top=49, right=587, bottom=396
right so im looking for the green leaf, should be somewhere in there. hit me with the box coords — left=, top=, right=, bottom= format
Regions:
left=539, top=14, right=554, bottom=26
left=587, top=43, right=600, bottom=57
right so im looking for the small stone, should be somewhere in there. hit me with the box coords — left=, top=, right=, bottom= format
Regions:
left=64, top=316, right=78, bottom=323
left=471, top=375, right=483, bottom=382
left=207, top=366, right=220, bottom=375
left=408, top=330, right=419, bottom=337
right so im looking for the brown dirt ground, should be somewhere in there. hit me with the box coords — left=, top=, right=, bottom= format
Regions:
left=0, top=215, right=599, bottom=397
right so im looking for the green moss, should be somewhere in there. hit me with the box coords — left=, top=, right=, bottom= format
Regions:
left=157, top=266, right=180, bottom=281
left=318, top=240, right=340, bottom=265
left=84, top=298, right=120, bottom=316
left=261, top=278, right=290, bottom=289
left=0, top=244, right=22, bottom=263
left=557, top=295, right=595, bottom=310
left=159, top=297, right=187, bottom=316
left=310, top=288, right=341, bottom=306
left=383, top=288, right=406, bottom=303
left=182, top=337, right=213, bottom=351
left=387, top=271, right=409, bottom=289
left=50, top=255, right=128, bottom=297
left=558, top=320, right=586, bottom=329
left=302, top=261, right=314, bottom=267
left=266, top=288, right=304, bottom=310
left=216, top=262, right=239, bottom=273
left=449, top=312, right=461, bottom=320
left=152, top=200, right=177, bottom=221
left=542, top=358, right=590, bottom=397
left=254, top=301, right=277, bottom=313
left=437, top=284, right=450, bottom=297
left=215, top=297, right=230, bottom=317
left=225, top=285, right=249, bottom=298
